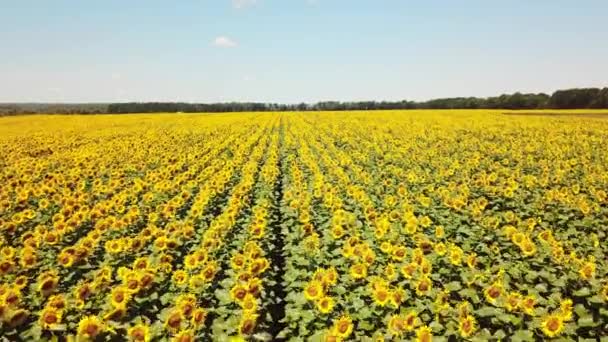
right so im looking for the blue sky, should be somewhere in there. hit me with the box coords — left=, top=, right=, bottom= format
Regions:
left=1, top=0, right=607, bottom=103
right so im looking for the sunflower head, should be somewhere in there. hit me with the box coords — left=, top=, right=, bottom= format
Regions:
left=111, top=286, right=131, bottom=308
left=415, top=276, right=432, bottom=296
left=238, top=313, right=258, bottom=336
left=402, top=311, right=418, bottom=331
left=483, top=282, right=502, bottom=305
left=39, top=306, right=62, bottom=330
left=541, top=313, right=564, bottom=337
left=332, top=315, right=353, bottom=338
left=191, top=307, right=208, bottom=328
left=388, top=315, right=407, bottom=336
left=128, top=323, right=151, bottom=341
left=458, top=315, right=476, bottom=338
left=316, top=296, right=335, bottom=314
left=372, top=286, right=391, bottom=306
left=559, top=298, right=573, bottom=321
left=77, top=315, right=104, bottom=339
left=579, top=261, right=595, bottom=280
left=165, top=310, right=184, bottom=333
left=505, top=292, right=521, bottom=312
left=303, top=281, right=323, bottom=301
left=521, top=295, right=536, bottom=315
left=415, top=325, right=432, bottom=342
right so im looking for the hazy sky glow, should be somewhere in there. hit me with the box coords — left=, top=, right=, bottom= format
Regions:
left=1, top=0, right=607, bottom=103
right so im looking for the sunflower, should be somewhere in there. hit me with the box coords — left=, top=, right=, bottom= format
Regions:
left=184, top=254, right=199, bottom=270
left=449, top=246, right=463, bottom=266
left=415, top=276, right=432, bottom=296
left=128, top=323, right=151, bottom=341
left=2, top=287, right=21, bottom=306
left=332, top=315, right=353, bottom=338
left=110, top=286, right=131, bottom=308
left=191, top=307, right=207, bottom=328
left=385, top=263, right=397, bottom=281
left=104, top=306, right=127, bottom=321
left=400, top=262, right=417, bottom=279
left=420, top=258, right=432, bottom=275
left=44, top=295, right=65, bottom=312
left=419, top=215, right=432, bottom=228
left=37, top=273, right=59, bottom=297
left=434, top=242, right=447, bottom=256
left=466, top=253, right=477, bottom=269
left=483, top=282, right=502, bottom=305
left=405, top=221, right=418, bottom=234
left=435, top=225, right=445, bottom=238
left=331, top=224, right=346, bottom=239
left=189, top=274, right=205, bottom=291
left=323, top=267, right=338, bottom=286
left=402, top=311, right=418, bottom=331
left=172, top=329, right=195, bottom=342
left=249, top=258, right=269, bottom=275
left=380, top=241, right=393, bottom=254
left=559, top=298, right=573, bottom=321
left=237, top=293, right=256, bottom=313
left=458, top=315, right=476, bottom=338
left=511, top=232, right=525, bottom=246
left=316, top=296, right=335, bottom=314
left=105, top=239, right=124, bottom=254
left=372, top=286, right=391, bottom=306
left=313, top=269, right=326, bottom=282
left=520, top=239, right=537, bottom=257
left=124, top=273, right=141, bottom=293
left=5, top=308, right=28, bottom=328
left=415, top=325, right=432, bottom=342
left=521, top=295, right=536, bottom=316
left=176, top=294, right=197, bottom=317
left=247, top=277, right=262, bottom=297
left=231, top=254, right=246, bottom=270
left=77, top=315, right=104, bottom=339
left=165, top=310, right=184, bottom=333
left=505, top=292, right=521, bottom=312
left=391, top=246, right=407, bottom=261
left=388, top=315, right=405, bottom=336
left=201, top=262, right=218, bottom=282
left=541, top=313, right=564, bottom=337
left=39, top=307, right=62, bottom=330
left=342, top=245, right=354, bottom=258
left=362, top=250, right=376, bottom=265
left=349, top=263, right=367, bottom=280
left=390, top=287, right=406, bottom=307
left=579, top=261, right=595, bottom=280
left=433, top=289, right=450, bottom=312
left=238, top=313, right=258, bottom=336
left=303, top=280, right=323, bottom=301
left=172, top=270, right=188, bottom=286
left=601, top=283, right=608, bottom=301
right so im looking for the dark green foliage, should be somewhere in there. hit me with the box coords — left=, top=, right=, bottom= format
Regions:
left=1, top=87, right=607, bottom=115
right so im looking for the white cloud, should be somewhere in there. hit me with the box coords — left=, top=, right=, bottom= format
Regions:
left=111, top=72, right=122, bottom=80
left=232, top=0, right=257, bottom=9
left=213, top=36, right=238, bottom=48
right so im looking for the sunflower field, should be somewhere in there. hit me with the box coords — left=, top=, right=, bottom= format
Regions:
left=0, top=111, right=607, bottom=341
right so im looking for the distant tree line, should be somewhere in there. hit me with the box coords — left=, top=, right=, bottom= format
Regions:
left=2, top=87, right=607, bottom=115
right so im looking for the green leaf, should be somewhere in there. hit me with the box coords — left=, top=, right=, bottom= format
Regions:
left=358, top=320, right=374, bottom=331
left=475, top=306, right=498, bottom=317
left=573, top=287, right=591, bottom=297
left=445, top=281, right=462, bottom=291
left=578, top=316, right=598, bottom=328
left=215, top=289, right=231, bottom=305
left=511, top=329, right=535, bottom=342
left=494, top=329, right=507, bottom=340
